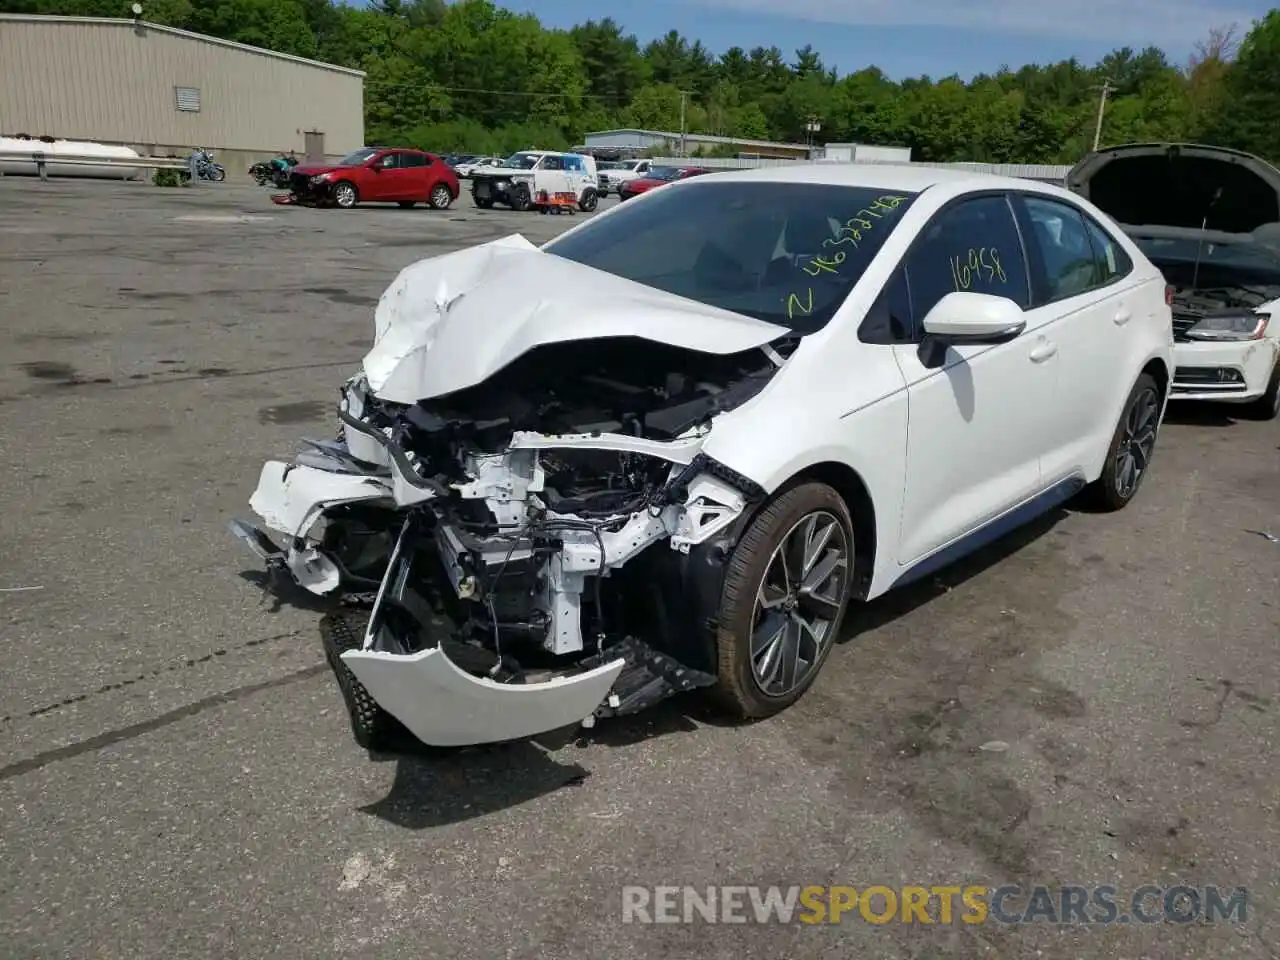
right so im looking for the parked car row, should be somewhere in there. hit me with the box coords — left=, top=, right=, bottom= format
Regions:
left=235, top=144, right=1280, bottom=755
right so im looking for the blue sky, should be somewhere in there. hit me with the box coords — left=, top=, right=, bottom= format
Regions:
left=489, top=0, right=1274, bottom=80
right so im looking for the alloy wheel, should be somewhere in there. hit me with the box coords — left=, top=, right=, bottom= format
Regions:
left=750, top=510, right=850, bottom=698
left=430, top=185, right=452, bottom=209
left=1115, top=386, right=1159, bottom=498
left=334, top=183, right=356, bottom=208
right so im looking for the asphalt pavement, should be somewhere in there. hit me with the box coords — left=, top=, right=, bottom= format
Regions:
left=1, top=177, right=1277, bottom=960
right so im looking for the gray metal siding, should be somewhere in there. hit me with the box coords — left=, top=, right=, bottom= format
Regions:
left=584, top=132, right=667, bottom=149
left=0, top=17, right=364, bottom=153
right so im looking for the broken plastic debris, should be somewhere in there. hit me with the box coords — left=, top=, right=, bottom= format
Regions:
left=979, top=741, right=1010, bottom=752
left=0, top=585, right=44, bottom=592
left=1247, top=529, right=1280, bottom=543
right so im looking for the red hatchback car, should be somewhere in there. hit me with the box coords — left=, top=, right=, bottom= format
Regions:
left=617, top=165, right=712, bottom=201
left=282, top=147, right=460, bottom=210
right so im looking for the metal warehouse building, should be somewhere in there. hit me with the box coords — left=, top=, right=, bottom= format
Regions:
left=583, top=128, right=815, bottom=160
left=0, top=14, right=364, bottom=173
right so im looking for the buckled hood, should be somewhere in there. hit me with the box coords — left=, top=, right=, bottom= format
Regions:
left=1068, top=142, right=1280, bottom=234
left=362, top=234, right=789, bottom=404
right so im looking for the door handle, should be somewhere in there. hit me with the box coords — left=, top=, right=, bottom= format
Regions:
left=1029, top=341, right=1058, bottom=363
left=1113, top=307, right=1132, bottom=325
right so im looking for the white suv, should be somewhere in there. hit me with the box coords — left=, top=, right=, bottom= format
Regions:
left=598, top=158, right=653, bottom=196
left=234, top=164, right=1172, bottom=751
left=469, top=151, right=600, bottom=212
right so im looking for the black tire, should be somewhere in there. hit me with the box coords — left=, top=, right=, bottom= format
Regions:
left=210, top=165, right=226, bottom=182
left=473, top=193, right=494, bottom=209
left=1086, top=372, right=1162, bottom=511
left=1246, top=361, right=1280, bottom=420
left=398, top=201, right=416, bottom=209
left=332, top=180, right=359, bottom=209
left=320, top=607, right=404, bottom=751
left=578, top=189, right=599, bottom=212
left=510, top=183, right=533, bottom=212
left=711, top=482, right=856, bottom=719
left=428, top=183, right=453, bottom=210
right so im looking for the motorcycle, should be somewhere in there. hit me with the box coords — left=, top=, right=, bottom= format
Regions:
left=251, top=154, right=298, bottom=188
left=186, top=148, right=226, bottom=182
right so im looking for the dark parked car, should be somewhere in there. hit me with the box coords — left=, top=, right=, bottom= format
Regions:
left=281, top=147, right=460, bottom=210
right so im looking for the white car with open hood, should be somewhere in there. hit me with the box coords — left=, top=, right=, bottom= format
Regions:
left=232, top=164, right=1173, bottom=751
left=1069, top=142, right=1280, bottom=419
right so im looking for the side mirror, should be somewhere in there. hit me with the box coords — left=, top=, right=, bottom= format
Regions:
left=921, top=292, right=1025, bottom=345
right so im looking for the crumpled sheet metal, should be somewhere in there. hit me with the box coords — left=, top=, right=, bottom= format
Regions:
left=362, top=234, right=788, bottom=404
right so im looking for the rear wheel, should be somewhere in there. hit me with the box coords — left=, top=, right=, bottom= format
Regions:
left=429, top=184, right=453, bottom=210
left=1086, top=373, right=1161, bottom=511
left=473, top=193, right=494, bottom=209
left=1247, top=361, right=1280, bottom=420
left=333, top=181, right=358, bottom=209
left=712, top=483, right=855, bottom=719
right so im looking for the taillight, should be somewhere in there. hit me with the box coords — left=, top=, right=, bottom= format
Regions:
left=1164, top=284, right=1174, bottom=306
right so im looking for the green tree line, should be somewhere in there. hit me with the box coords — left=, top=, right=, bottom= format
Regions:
left=7, top=0, right=1280, bottom=163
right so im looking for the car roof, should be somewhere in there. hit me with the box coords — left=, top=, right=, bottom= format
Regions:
left=696, top=162, right=1080, bottom=199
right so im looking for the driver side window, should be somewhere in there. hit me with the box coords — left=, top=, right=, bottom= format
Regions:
left=378, top=153, right=400, bottom=169
left=904, top=195, right=1030, bottom=322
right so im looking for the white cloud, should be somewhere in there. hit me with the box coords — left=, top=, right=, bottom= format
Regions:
left=686, top=0, right=1264, bottom=47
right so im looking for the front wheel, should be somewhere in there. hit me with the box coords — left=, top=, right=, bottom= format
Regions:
left=332, top=181, right=358, bottom=209
left=712, top=482, right=855, bottom=719
left=209, top=165, right=226, bottom=182
left=320, top=607, right=404, bottom=751
left=578, top=189, right=599, bottom=212
left=429, top=184, right=453, bottom=210
left=510, top=183, right=533, bottom=212
left=1086, top=372, right=1162, bottom=511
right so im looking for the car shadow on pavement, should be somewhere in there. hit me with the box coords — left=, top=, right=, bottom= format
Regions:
left=1162, top=400, right=1241, bottom=426
left=358, top=737, right=593, bottom=829
left=354, top=509, right=1070, bottom=829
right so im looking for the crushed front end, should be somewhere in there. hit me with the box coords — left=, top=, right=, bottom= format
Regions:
left=232, top=337, right=781, bottom=749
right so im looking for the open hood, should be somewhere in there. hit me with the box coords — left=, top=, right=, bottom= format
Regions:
left=363, top=234, right=789, bottom=404
left=1068, top=143, right=1280, bottom=234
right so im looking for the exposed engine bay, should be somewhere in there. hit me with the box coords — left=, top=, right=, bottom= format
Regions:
left=1135, top=237, right=1280, bottom=341
left=232, top=333, right=786, bottom=748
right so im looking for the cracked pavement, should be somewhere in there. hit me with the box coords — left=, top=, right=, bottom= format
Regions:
left=1, top=178, right=1278, bottom=959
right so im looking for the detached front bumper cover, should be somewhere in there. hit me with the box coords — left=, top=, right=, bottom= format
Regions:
left=340, top=647, right=626, bottom=747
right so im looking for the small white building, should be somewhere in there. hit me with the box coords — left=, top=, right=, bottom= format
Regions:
left=819, top=143, right=912, bottom=163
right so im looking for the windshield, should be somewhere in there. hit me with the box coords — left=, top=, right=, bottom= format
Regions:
left=544, top=180, right=919, bottom=332
left=502, top=153, right=541, bottom=169
left=339, top=148, right=378, bottom=166
left=598, top=161, right=622, bottom=170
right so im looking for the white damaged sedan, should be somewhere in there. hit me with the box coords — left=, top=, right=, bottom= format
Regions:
left=232, top=164, right=1174, bottom=750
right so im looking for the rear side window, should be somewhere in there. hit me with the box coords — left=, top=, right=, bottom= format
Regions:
left=1082, top=216, right=1132, bottom=282
left=905, top=195, right=1030, bottom=320
left=1022, top=196, right=1101, bottom=300
left=1017, top=194, right=1134, bottom=304
left=401, top=153, right=427, bottom=168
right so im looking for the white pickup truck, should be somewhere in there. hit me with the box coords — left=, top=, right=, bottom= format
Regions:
left=597, top=158, right=654, bottom=196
